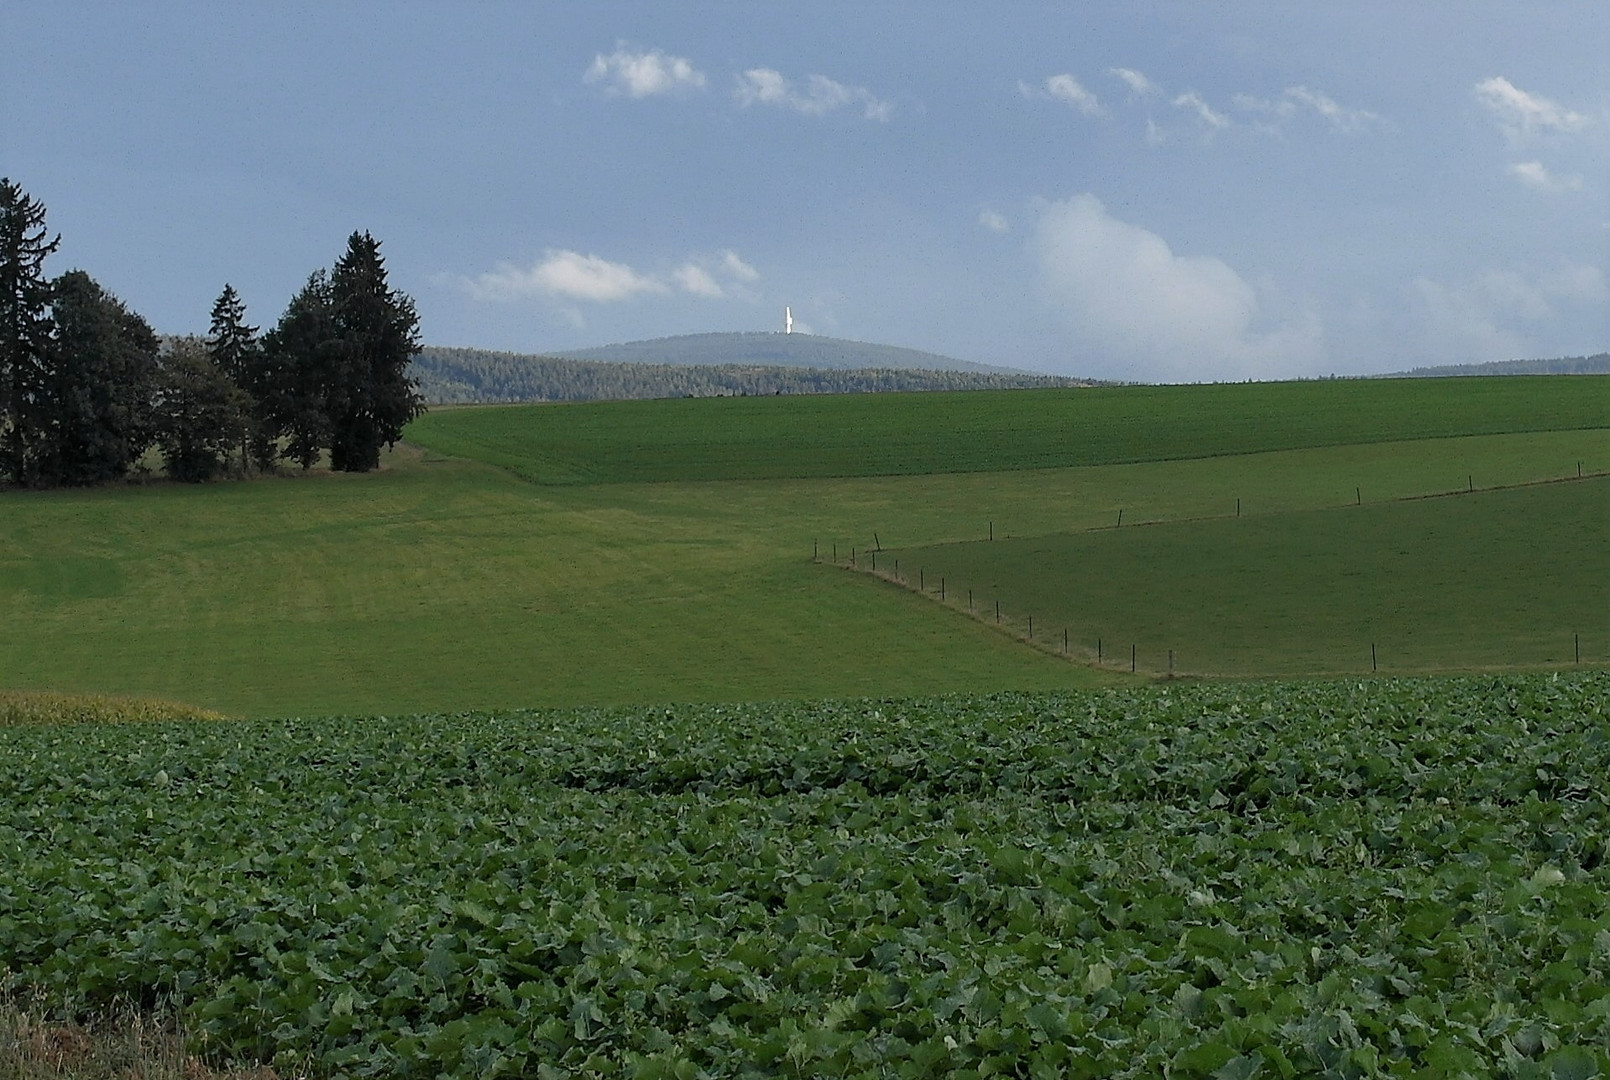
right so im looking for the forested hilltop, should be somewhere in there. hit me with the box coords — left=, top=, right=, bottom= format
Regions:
left=410, top=345, right=1094, bottom=404
left=1394, top=353, right=1610, bottom=377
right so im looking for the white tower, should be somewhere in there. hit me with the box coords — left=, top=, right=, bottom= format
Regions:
left=785, top=306, right=793, bottom=334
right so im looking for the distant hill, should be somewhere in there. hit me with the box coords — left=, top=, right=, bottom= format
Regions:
left=409, top=346, right=1092, bottom=405
left=551, top=332, right=1018, bottom=374
left=1391, top=353, right=1610, bottom=377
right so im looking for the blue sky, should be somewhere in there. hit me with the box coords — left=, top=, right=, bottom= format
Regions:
left=4, top=3, right=1606, bottom=381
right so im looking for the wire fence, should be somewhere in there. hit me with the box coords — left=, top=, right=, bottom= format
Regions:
left=810, top=465, right=1607, bottom=677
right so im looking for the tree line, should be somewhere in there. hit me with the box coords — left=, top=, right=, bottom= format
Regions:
left=0, top=178, right=424, bottom=488
left=412, top=346, right=1099, bottom=405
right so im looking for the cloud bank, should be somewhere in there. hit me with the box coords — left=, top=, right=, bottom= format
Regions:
left=1406, top=263, right=1608, bottom=362
left=1032, top=194, right=1323, bottom=381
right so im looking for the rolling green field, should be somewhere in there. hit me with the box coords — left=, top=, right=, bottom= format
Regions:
left=6, top=377, right=1610, bottom=1077
left=0, top=377, right=1606, bottom=713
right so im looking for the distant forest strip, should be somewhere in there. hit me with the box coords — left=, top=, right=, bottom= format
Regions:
left=1396, top=353, right=1610, bottom=378
left=409, top=346, right=1095, bottom=404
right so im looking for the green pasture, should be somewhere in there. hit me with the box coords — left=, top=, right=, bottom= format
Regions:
left=882, top=475, right=1610, bottom=676
left=0, top=376, right=1606, bottom=714
left=406, top=375, right=1610, bottom=484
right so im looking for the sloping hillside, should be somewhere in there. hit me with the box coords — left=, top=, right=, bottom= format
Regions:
left=551, top=331, right=1017, bottom=373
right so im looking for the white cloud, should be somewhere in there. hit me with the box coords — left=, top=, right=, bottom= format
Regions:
left=720, top=250, right=760, bottom=282
left=672, top=264, right=724, bottom=298
left=978, top=208, right=1010, bottom=233
left=464, top=247, right=759, bottom=304
left=1046, top=74, right=1102, bottom=115
left=1475, top=76, right=1589, bottom=143
left=735, top=68, right=892, bottom=120
left=1235, top=87, right=1383, bottom=133
left=1108, top=67, right=1158, bottom=97
left=1508, top=160, right=1583, bottom=192
left=584, top=45, right=706, bottom=98
left=467, top=250, right=668, bottom=303
left=1285, top=87, right=1383, bottom=133
left=1032, top=193, right=1323, bottom=380
left=1019, top=75, right=1103, bottom=115
left=1172, top=91, right=1230, bottom=131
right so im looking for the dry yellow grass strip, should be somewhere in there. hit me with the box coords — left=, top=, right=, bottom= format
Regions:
left=0, top=691, right=225, bottom=727
left=0, top=999, right=286, bottom=1079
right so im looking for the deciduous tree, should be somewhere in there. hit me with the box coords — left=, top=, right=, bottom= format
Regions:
left=155, top=338, right=251, bottom=482
left=38, top=270, right=160, bottom=486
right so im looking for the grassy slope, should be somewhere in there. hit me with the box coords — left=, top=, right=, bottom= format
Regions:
left=2, top=377, right=1606, bottom=715
left=885, top=476, right=1610, bottom=675
left=0, top=450, right=1108, bottom=716
left=405, top=375, right=1610, bottom=484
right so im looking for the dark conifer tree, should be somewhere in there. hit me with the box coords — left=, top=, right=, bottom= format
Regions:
left=0, top=178, right=61, bottom=486
left=260, top=270, right=336, bottom=470
left=206, top=283, right=264, bottom=472
left=325, top=232, right=424, bottom=472
left=39, top=270, right=160, bottom=486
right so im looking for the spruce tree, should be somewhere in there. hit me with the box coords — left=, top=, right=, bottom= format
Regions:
left=325, top=232, right=424, bottom=472
left=206, top=283, right=264, bottom=472
left=0, top=178, right=61, bottom=486
left=260, top=271, right=336, bottom=470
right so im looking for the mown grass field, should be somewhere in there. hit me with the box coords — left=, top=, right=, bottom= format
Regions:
left=0, top=377, right=1607, bottom=713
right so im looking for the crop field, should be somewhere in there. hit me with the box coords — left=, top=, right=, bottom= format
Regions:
left=876, top=476, right=1610, bottom=676
left=3, top=674, right=1609, bottom=1077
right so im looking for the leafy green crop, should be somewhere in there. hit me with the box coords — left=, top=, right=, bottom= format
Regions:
left=3, top=675, right=1609, bottom=1077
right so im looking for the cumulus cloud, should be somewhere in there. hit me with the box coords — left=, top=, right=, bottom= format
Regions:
left=1108, top=67, right=1158, bottom=97
left=735, top=68, right=892, bottom=120
left=1509, top=160, right=1583, bottom=192
left=1234, top=86, right=1383, bottom=133
left=1032, top=193, right=1322, bottom=380
left=1019, top=74, right=1103, bottom=115
left=978, top=208, right=1010, bottom=233
left=1475, top=76, right=1589, bottom=143
left=1171, top=91, right=1230, bottom=131
left=584, top=45, right=706, bottom=98
left=465, top=247, right=760, bottom=304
